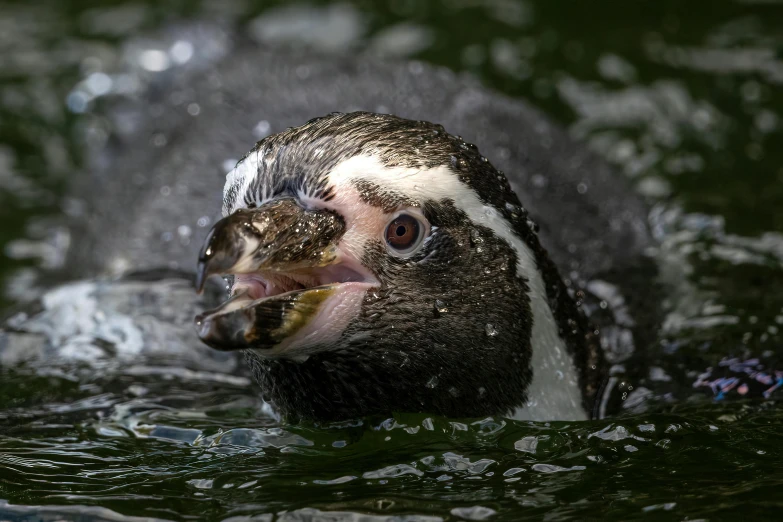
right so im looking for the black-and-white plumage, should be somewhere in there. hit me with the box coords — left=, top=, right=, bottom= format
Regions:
left=195, top=112, right=604, bottom=422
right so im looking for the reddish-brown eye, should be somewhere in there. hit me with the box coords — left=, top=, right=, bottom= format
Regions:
left=385, top=214, right=423, bottom=254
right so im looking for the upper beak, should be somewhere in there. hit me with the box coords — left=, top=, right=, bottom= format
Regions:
left=193, top=198, right=348, bottom=351
left=195, top=198, right=345, bottom=293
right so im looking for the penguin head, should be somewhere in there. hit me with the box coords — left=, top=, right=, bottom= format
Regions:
left=194, top=112, right=600, bottom=421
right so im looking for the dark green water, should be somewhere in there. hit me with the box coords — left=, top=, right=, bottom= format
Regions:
left=2, top=0, right=783, bottom=520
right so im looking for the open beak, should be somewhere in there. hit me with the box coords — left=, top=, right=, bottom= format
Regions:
left=194, top=198, right=373, bottom=353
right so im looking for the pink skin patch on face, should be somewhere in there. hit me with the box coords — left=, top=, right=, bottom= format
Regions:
left=301, top=185, right=395, bottom=263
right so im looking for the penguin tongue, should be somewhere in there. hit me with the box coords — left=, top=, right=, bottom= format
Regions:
left=233, top=274, right=271, bottom=300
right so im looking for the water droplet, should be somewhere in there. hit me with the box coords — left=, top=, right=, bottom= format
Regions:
left=485, top=324, right=498, bottom=337
left=253, top=120, right=271, bottom=139
left=450, top=155, right=467, bottom=168
left=514, top=436, right=538, bottom=454
left=66, top=90, right=90, bottom=113
left=152, top=133, right=167, bottom=147
left=84, top=72, right=113, bottom=96
left=138, top=49, right=170, bottom=72
left=426, top=376, right=439, bottom=389
left=170, top=40, right=194, bottom=64
left=433, top=300, right=449, bottom=316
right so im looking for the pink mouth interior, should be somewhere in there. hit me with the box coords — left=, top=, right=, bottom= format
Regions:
left=231, top=262, right=375, bottom=301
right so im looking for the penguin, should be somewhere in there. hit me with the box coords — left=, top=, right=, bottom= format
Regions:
left=193, top=112, right=605, bottom=422
left=0, top=47, right=655, bottom=420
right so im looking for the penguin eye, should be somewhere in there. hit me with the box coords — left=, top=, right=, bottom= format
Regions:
left=385, top=213, right=425, bottom=255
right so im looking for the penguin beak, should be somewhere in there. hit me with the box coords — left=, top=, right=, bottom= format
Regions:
left=193, top=198, right=375, bottom=353
left=194, top=199, right=345, bottom=294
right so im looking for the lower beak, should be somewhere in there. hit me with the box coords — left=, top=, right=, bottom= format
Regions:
left=194, top=285, right=336, bottom=351
left=194, top=198, right=346, bottom=351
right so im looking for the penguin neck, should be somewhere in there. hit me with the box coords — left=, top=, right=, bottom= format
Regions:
left=509, top=215, right=605, bottom=421
left=244, top=346, right=533, bottom=422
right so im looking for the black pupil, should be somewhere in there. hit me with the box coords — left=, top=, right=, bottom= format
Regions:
left=387, top=215, right=420, bottom=250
